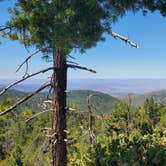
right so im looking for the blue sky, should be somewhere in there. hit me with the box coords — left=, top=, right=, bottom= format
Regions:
left=0, top=1, right=166, bottom=79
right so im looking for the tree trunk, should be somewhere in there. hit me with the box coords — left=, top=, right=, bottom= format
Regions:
left=52, top=48, right=67, bottom=166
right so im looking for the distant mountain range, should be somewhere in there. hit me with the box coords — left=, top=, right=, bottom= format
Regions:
left=118, top=89, right=166, bottom=106
left=1, top=85, right=166, bottom=112
left=1, top=79, right=166, bottom=96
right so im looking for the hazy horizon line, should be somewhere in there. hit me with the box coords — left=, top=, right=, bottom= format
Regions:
left=1, top=78, right=166, bottom=80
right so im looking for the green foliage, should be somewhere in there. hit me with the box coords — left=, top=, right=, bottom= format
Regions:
left=8, top=144, right=23, bottom=166
left=8, top=0, right=107, bottom=53
left=1, top=93, right=166, bottom=165
left=0, top=89, right=119, bottom=113
left=5, top=0, right=166, bottom=55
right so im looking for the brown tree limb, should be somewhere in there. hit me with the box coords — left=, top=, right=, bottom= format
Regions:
left=0, top=67, right=56, bottom=96
left=0, top=82, right=51, bottom=116
left=67, top=64, right=97, bottom=73
left=104, top=27, right=139, bottom=48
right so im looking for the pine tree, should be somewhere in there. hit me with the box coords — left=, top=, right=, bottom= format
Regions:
left=1, top=1, right=166, bottom=166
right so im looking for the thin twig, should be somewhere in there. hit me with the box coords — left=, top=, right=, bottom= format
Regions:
left=104, top=27, right=139, bottom=48
left=67, top=131, right=88, bottom=146
left=0, top=67, right=56, bottom=96
left=67, top=64, right=97, bottom=73
left=68, top=55, right=76, bottom=60
left=67, top=60, right=78, bottom=65
left=26, top=109, right=52, bottom=123
left=16, top=49, right=44, bottom=73
left=24, top=61, right=29, bottom=78
left=0, top=83, right=51, bottom=116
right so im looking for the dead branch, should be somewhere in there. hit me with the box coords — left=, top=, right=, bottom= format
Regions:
left=67, top=64, right=97, bottom=73
left=16, top=49, right=45, bottom=73
left=0, top=82, right=51, bottom=116
left=0, top=67, right=56, bottom=96
left=67, top=60, right=78, bottom=65
left=87, top=94, right=103, bottom=146
left=67, top=131, right=88, bottom=146
left=87, top=94, right=102, bottom=110
left=24, top=61, right=29, bottom=78
left=26, top=109, right=52, bottom=123
left=68, top=55, right=76, bottom=60
left=66, top=138, right=78, bottom=145
left=104, top=27, right=139, bottom=48
left=0, top=26, right=12, bottom=32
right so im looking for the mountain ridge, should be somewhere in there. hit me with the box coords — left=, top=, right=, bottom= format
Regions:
left=0, top=89, right=119, bottom=113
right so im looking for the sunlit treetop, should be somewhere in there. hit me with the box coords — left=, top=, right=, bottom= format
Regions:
left=5, top=0, right=166, bottom=54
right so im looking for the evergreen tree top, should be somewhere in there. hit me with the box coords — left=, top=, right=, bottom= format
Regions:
left=6, top=0, right=166, bottom=54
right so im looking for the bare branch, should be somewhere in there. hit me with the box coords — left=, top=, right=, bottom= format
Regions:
left=16, top=49, right=44, bottom=73
left=0, top=82, right=51, bottom=116
left=0, top=26, right=12, bottom=32
left=23, top=61, right=29, bottom=78
left=67, top=60, right=78, bottom=65
left=0, top=67, right=56, bottom=96
left=67, top=131, right=88, bottom=146
left=104, top=27, right=139, bottom=48
left=26, top=109, right=52, bottom=123
left=66, top=138, right=78, bottom=145
left=68, top=55, right=76, bottom=60
left=67, top=64, right=97, bottom=73
left=87, top=94, right=103, bottom=146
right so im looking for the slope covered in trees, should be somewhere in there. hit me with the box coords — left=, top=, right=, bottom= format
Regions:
left=0, top=96, right=166, bottom=165
left=0, top=89, right=119, bottom=113
left=1, top=0, right=166, bottom=165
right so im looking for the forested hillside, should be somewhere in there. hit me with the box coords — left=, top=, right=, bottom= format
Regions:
left=0, top=89, right=119, bottom=113
left=0, top=94, right=166, bottom=165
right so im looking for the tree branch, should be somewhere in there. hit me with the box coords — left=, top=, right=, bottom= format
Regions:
left=0, top=26, right=12, bottom=32
left=0, top=82, right=51, bottom=116
left=26, top=109, right=52, bottom=123
left=0, top=67, right=56, bottom=96
left=16, top=49, right=45, bottom=73
left=104, top=27, right=139, bottom=48
left=67, top=64, right=97, bottom=73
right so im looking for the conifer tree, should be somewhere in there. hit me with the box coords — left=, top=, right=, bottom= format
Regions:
left=0, top=1, right=166, bottom=166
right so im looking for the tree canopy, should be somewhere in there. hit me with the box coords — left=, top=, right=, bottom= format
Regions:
left=6, top=0, right=166, bottom=55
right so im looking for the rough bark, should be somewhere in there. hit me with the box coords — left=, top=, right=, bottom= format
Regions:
left=52, top=49, right=67, bottom=166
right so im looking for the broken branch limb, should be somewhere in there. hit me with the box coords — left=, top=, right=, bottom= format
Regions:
left=0, top=82, right=51, bottom=116
left=26, top=109, right=52, bottom=123
left=67, top=64, right=97, bottom=73
left=104, top=27, right=139, bottom=48
left=0, top=67, right=56, bottom=96
left=66, top=138, right=78, bottom=145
